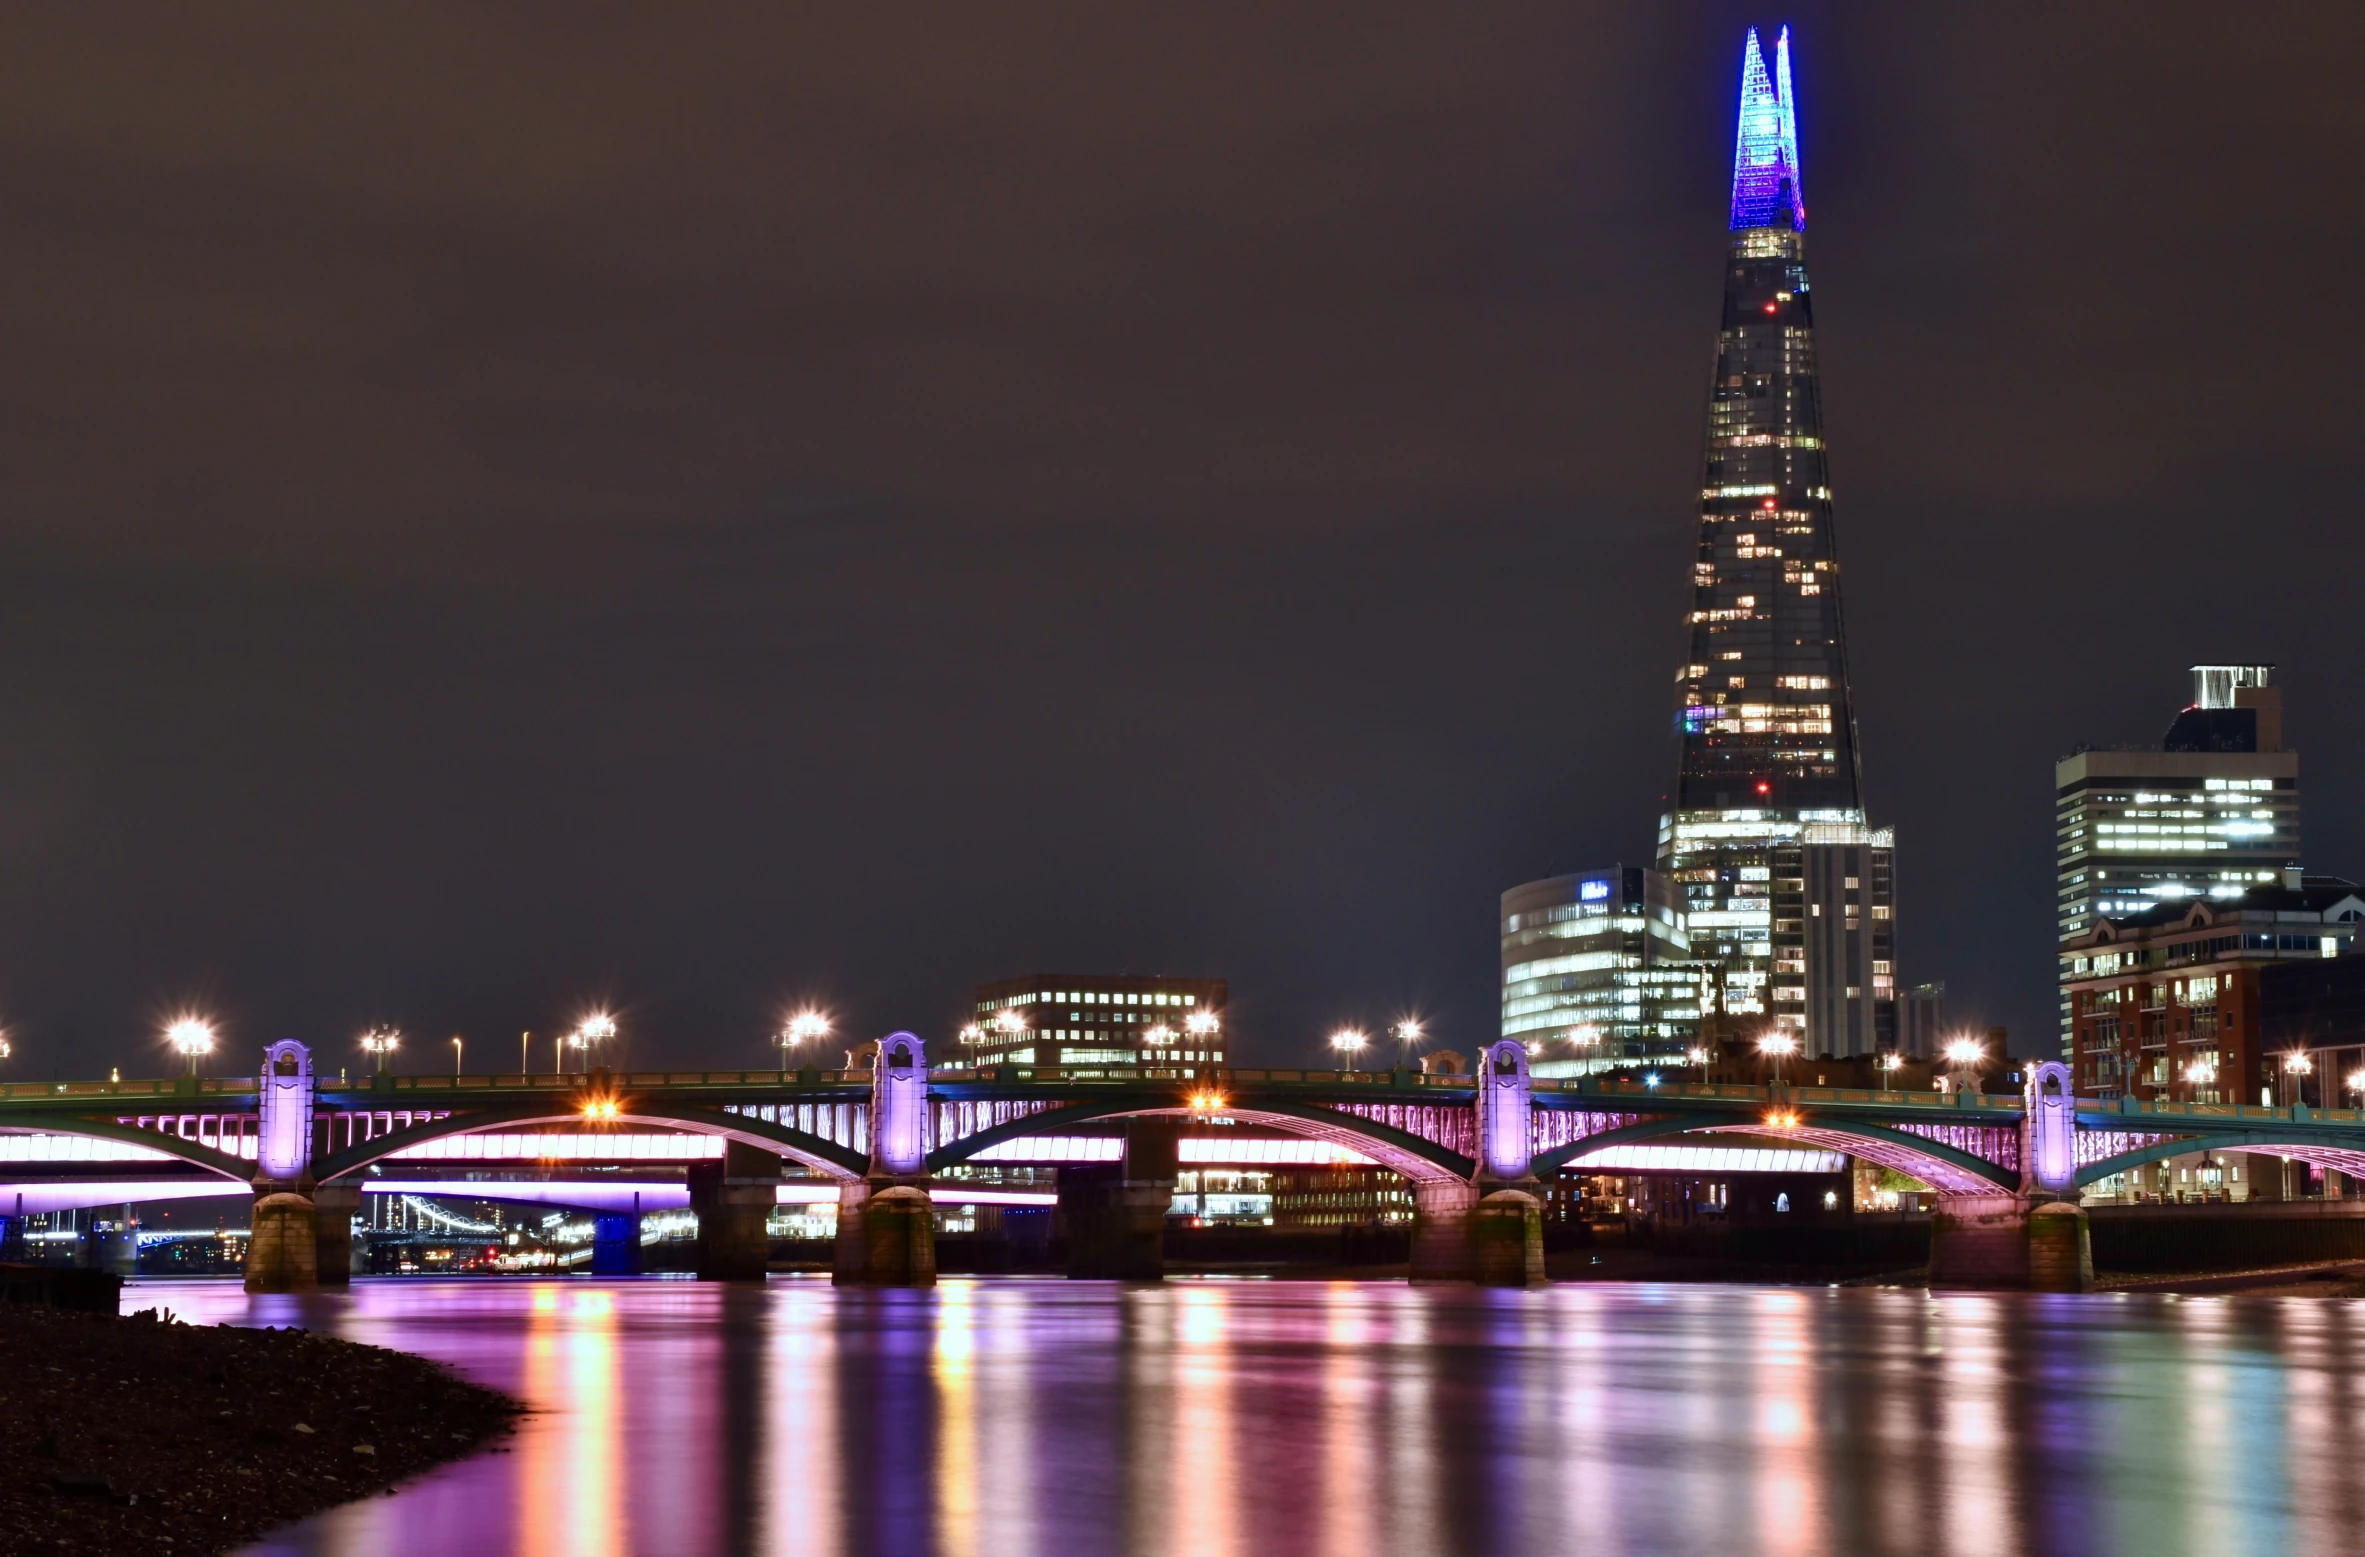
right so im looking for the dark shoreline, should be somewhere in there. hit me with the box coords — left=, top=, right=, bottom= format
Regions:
left=1, top=1303, right=520, bottom=1554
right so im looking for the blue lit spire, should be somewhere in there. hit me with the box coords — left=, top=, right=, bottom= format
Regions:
left=1729, top=25, right=1804, bottom=232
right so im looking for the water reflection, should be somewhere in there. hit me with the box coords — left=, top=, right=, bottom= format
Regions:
left=115, top=1277, right=2365, bottom=1557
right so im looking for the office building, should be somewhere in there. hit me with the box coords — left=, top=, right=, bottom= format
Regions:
left=2055, top=664, right=2302, bottom=1048
left=1655, top=27, right=1899, bottom=1057
left=964, top=976, right=1227, bottom=1069
left=2059, top=876, right=2363, bottom=1101
left=1898, top=981, right=1945, bottom=1060
left=1499, top=866, right=1701, bottom=1074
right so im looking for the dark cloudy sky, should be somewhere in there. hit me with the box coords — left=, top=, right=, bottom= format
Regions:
left=0, top=4, right=2358, bottom=1077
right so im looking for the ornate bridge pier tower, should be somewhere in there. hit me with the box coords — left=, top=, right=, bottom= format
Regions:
left=1927, top=1062, right=2093, bottom=1292
left=245, top=1040, right=327, bottom=1293
left=832, top=1032, right=935, bottom=1287
left=1414, top=1041, right=1546, bottom=1285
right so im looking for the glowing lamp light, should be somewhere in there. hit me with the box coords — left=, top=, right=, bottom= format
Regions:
left=1185, top=1011, right=1220, bottom=1037
left=1764, top=1109, right=1801, bottom=1130
left=2347, top=1069, right=2365, bottom=1096
left=1188, top=1091, right=1227, bottom=1116
left=1943, top=1039, right=1984, bottom=1067
left=1878, top=1053, right=1904, bottom=1072
left=1754, top=781, right=1771, bottom=795
left=2282, top=1052, right=2313, bottom=1075
left=167, top=1018, right=215, bottom=1057
left=1756, top=1033, right=1797, bottom=1058
left=787, top=1011, right=831, bottom=1044
left=581, top=1098, right=621, bottom=1121
left=994, top=1009, right=1026, bottom=1036
left=1685, top=1047, right=1710, bottom=1065
left=959, top=1023, right=984, bottom=1044
left=1329, top=1029, right=1367, bottom=1070
left=1144, top=1023, right=1174, bottom=1046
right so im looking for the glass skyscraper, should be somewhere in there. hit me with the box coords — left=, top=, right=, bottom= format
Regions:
left=1656, top=27, right=1897, bottom=1055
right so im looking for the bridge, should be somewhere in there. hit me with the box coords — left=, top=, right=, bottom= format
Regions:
left=10, top=1033, right=2365, bottom=1290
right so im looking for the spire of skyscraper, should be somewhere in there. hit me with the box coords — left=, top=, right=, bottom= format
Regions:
left=1660, top=25, right=1896, bottom=1057
left=1729, top=25, right=1804, bottom=233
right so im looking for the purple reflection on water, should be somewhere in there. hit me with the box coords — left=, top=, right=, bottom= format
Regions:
left=115, top=1276, right=2365, bottom=1557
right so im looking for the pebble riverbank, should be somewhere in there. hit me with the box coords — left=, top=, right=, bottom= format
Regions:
left=1, top=1303, right=519, bottom=1554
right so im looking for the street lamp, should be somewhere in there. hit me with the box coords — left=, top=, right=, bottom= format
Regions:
left=1144, top=1022, right=1174, bottom=1055
left=1185, top=1011, right=1220, bottom=1054
left=360, top=1026, right=400, bottom=1075
left=1943, top=1037, right=1985, bottom=1096
left=2181, top=1058, right=2216, bottom=1103
left=2346, top=1068, right=2365, bottom=1109
left=779, top=1010, right=831, bottom=1074
left=1685, top=1046, right=1710, bottom=1085
left=572, top=1014, right=618, bottom=1072
left=1756, top=1030, right=1797, bottom=1087
left=1329, top=1028, right=1368, bottom=1073
left=1391, top=1020, right=1424, bottom=1068
left=451, top=1035, right=463, bottom=1077
left=1566, top=1024, right=1603, bottom=1079
left=1877, top=1051, right=1904, bottom=1092
left=2281, top=1051, right=2313, bottom=1109
left=167, top=1018, right=215, bottom=1078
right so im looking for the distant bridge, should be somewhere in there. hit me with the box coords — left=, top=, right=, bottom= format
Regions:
left=7, top=1036, right=2359, bottom=1289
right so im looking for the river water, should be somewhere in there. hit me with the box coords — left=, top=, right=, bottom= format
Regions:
left=126, top=1276, right=2365, bottom=1557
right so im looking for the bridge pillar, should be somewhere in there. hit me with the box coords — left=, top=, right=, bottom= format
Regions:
left=833, top=1181, right=937, bottom=1287
left=1471, top=1187, right=1548, bottom=1287
left=592, top=1193, right=643, bottom=1276
left=1410, top=1179, right=1477, bottom=1283
left=1062, top=1119, right=1177, bottom=1280
left=691, top=1141, right=781, bottom=1281
left=245, top=1191, right=320, bottom=1293
left=1929, top=1195, right=2093, bottom=1292
left=311, top=1183, right=361, bottom=1287
left=830, top=1031, right=939, bottom=1287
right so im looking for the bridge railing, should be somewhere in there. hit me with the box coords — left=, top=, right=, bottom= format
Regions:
left=1, top=1078, right=257, bottom=1101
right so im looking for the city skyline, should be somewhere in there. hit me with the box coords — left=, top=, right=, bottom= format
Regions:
left=0, top=8, right=2355, bottom=1074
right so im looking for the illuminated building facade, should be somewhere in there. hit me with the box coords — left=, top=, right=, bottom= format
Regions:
left=1499, top=866, right=1701, bottom=1072
left=2059, top=878, right=2362, bottom=1102
left=965, top=975, right=1227, bottom=1068
left=2055, top=665, right=2301, bottom=1047
left=1657, top=26, right=1897, bottom=1056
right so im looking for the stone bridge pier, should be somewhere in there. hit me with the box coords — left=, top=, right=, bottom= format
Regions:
left=691, top=1140, right=782, bottom=1281
left=1059, top=1118, right=1177, bottom=1280
left=1414, top=1041, right=1546, bottom=1286
left=243, top=1039, right=347, bottom=1294
left=1926, top=1062, right=2093, bottom=1293
left=832, top=1032, right=936, bottom=1287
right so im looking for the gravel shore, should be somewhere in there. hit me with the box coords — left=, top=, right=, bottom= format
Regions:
left=1, top=1303, right=519, bottom=1554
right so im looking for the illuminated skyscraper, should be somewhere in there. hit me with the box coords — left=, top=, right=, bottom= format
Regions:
left=1657, top=27, right=1897, bottom=1055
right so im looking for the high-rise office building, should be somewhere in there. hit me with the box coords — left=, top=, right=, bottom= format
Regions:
left=1499, top=866, right=1700, bottom=1074
left=2055, top=663, right=2301, bottom=1051
left=963, top=976, right=1227, bottom=1070
left=1656, top=27, right=1897, bottom=1057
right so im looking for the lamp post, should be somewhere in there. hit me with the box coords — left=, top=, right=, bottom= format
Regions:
left=1329, top=1028, right=1367, bottom=1073
left=1756, top=1030, right=1797, bottom=1088
left=1391, top=1020, right=1423, bottom=1069
left=2347, top=1068, right=2365, bottom=1111
left=1686, top=1046, right=1710, bottom=1086
left=360, top=1027, right=400, bottom=1076
left=573, top=1014, right=618, bottom=1073
left=168, top=1018, right=215, bottom=1079
left=2181, top=1058, right=2215, bottom=1104
left=1186, top=1010, right=1220, bottom=1060
left=2281, top=1051, right=2313, bottom=1110
left=1942, top=1037, right=1985, bottom=1097
left=1877, top=1051, right=1904, bottom=1093
left=779, top=1010, right=831, bottom=1075
left=452, top=1036, right=463, bottom=1077
left=1566, top=1024, right=1603, bottom=1079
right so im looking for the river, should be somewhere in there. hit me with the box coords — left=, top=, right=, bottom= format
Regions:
left=125, top=1276, right=2365, bottom=1556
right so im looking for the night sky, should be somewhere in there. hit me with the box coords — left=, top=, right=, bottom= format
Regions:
left=0, top=5, right=2358, bottom=1078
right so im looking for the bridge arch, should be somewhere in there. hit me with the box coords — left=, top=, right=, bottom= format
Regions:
left=1528, top=1112, right=2021, bottom=1194
left=0, top=1112, right=252, bottom=1182
left=928, top=1100, right=1476, bottom=1184
left=311, top=1103, right=868, bottom=1183
left=2076, top=1133, right=2365, bottom=1190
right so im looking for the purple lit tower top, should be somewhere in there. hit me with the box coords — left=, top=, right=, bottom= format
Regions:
left=1729, top=25, right=1804, bottom=232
